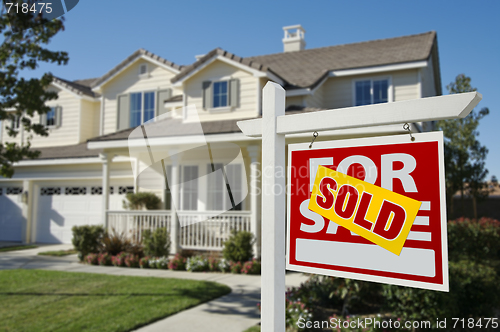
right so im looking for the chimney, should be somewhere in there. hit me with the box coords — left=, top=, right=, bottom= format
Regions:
left=282, top=25, right=306, bottom=52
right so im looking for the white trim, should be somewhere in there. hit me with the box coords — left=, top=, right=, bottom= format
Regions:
left=51, top=82, right=97, bottom=102
left=88, top=132, right=256, bottom=150
left=351, top=75, right=393, bottom=106
left=92, top=54, right=180, bottom=92
left=172, top=54, right=284, bottom=87
left=99, top=96, right=105, bottom=136
left=285, top=75, right=329, bottom=97
left=0, top=175, right=134, bottom=182
left=330, top=60, right=428, bottom=78
left=14, top=156, right=131, bottom=167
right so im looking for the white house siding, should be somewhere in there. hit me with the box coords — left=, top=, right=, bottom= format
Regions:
left=323, top=76, right=352, bottom=110
left=80, top=99, right=100, bottom=141
left=183, top=60, right=258, bottom=122
left=2, top=87, right=82, bottom=148
left=393, top=69, right=420, bottom=102
left=421, top=56, right=437, bottom=98
left=101, top=59, right=178, bottom=135
left=304, top=84, right=325, bottom=109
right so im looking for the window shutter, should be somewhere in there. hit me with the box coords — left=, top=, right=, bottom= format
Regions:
left=229, top=79, right=239, bottom=108
left=117, top=94, right=130, bottom=130
left=156, top=89, right=172, bottom=116
left=202, top=81, right=212, bottom=110
left=55, top=106, right=62, bottom=127
left=39, top=113, right=47, bottom=126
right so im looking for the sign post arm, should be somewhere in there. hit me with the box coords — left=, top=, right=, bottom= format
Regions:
left=261, top=82, right=286, bottom=332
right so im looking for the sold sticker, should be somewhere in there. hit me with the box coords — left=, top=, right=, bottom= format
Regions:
left=308, top=166, right=421, bottom=255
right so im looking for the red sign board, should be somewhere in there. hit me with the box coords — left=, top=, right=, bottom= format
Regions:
left=286, top=132, right=448, bottom=291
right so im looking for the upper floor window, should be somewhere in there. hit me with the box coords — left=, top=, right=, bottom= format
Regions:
left=202, top=79, right=238, bottom=111
left=130, top=91, right=155, bottom=128
left=354, top=78, right=390, bottom=106
left=40, top=106, right=62, bottom=128
left=213, top=81, right=228, bottom=108
left=11, top=115, right=21, bottom=131
left=117, top=89, right=171, bottom=131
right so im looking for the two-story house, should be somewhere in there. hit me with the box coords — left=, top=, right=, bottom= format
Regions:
left=0, top=27, right=441, bottom=256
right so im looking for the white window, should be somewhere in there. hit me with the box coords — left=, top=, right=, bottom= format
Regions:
left=10, top=115, right=21, bottom=131
left=202, top=79, right=238, bottom=111
left=182, top=165, right=198, bottom=211
left=40, top=107, right=62, bottom=128
left=354, top=78, right=390, bottom=106
left=206, top=163, right=243, bottom=211
left=139, top=63, right=148, bottom=77
left=130, top=91, right=155, bottom=127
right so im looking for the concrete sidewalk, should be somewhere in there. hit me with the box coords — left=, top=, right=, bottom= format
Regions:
left=0, top=244, right=308, bottom=332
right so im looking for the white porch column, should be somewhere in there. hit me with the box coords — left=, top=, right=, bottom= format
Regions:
left=21, top=180, right=33, bottom=244
left=100, top=153, right=111, bottom=230
left=247, top=145, right=261, bottom=259
left=170, top=154, right=180, bottom=254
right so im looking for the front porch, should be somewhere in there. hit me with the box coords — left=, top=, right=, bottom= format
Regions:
left=106, top=210, right=252, bottom=252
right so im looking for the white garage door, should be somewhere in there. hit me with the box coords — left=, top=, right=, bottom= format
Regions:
left=0, top=186, right=24, bottom=242
left=36, top=182, right=133, bottom=244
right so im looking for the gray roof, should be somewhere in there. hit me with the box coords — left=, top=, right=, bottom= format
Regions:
left=30, top=142, right=102, bottom=160
left=88, top=116, right=243, bottom=142
left=53, top=77, right=100, bottom=98
left=91, top=49, right=184, bottom=89
left=172, top=31, right=437, bottom=89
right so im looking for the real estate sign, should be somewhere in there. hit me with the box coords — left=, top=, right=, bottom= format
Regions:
left=286, top=132, right=449, bottom=291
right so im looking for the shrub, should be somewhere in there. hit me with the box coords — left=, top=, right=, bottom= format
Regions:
left=168, top=253, right=186, bottom=270
left=229, top=261, right=242, bottom=274
left=208, top=256, right=220, bottom=272
left=123, top=192, right=161, bottom=210
left=72, top=225, right=105, bottom=261
left=111, top=252, right=127, bottom=267
left=448, top=217, right=500, bottom=262
left=152, top=256, right=169, bottom=269
left=97, top=253, right=112, bottom=266
left=241, top=259, right=261, bottom=275
left=142, top=227, right=170, bottom=257
left=139, top=256, right=151, bottom=268
left=383, top=260, right=500, bottom=321
left=186, top=255, right=209, bottom=272
left=222, top=230, right=254, bottom=262
left=124, top=254, right=140, bottom=268
left=100, top=228, right=132, bottom=256
left=85, top=253, right=98, bottom=265
left=218, top=258, right=230, bottom=272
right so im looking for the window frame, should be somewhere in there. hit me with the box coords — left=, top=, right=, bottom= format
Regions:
left=41, top=106, right=62, bottom=128
left=352, top=76, right=393, bottom=107
left=129, top=90, right=156, bottom=127
left=206, top=162, right=244, bottom=211
left=212, top=81, right=229, bottom=109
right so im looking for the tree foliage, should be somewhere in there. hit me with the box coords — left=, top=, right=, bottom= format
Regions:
left=436, top=74, right=489, bottom=218
left=0, top=2, right=68, bottom=177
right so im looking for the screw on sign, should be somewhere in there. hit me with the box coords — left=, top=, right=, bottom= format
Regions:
left=286, top=132, right=449, bottom=291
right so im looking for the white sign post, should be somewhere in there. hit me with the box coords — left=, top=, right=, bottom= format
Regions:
left=237, top=82, right=482, bottom=332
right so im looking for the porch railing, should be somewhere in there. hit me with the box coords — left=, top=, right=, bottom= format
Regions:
left=106, top=210, right=252, bottom=251
left=107, top=211, right=172, bottom=243
left=178, top=211, right=251, bottom=250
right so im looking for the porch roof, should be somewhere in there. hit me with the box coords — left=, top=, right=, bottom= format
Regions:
left=87, top=105, right=324, bottom=143
left=28, top=142, right=102, bottom=160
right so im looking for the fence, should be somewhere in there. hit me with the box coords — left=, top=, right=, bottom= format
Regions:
left=106, top=210, right=252, bottom=250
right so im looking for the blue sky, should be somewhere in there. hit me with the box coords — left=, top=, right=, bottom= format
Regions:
left=22, top=0, right=500, bottom=179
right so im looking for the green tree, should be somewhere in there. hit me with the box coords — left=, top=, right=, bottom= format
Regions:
left=436, top=74, right=489, bottom=219
left=0, top=2, right=68, bottom=177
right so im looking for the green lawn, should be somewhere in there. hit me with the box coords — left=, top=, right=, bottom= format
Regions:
left=37, top=249, right=78, bottom=256
left=0, top=245, right=37, bottom=252
left=0, top=269, right=231, bottom=332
